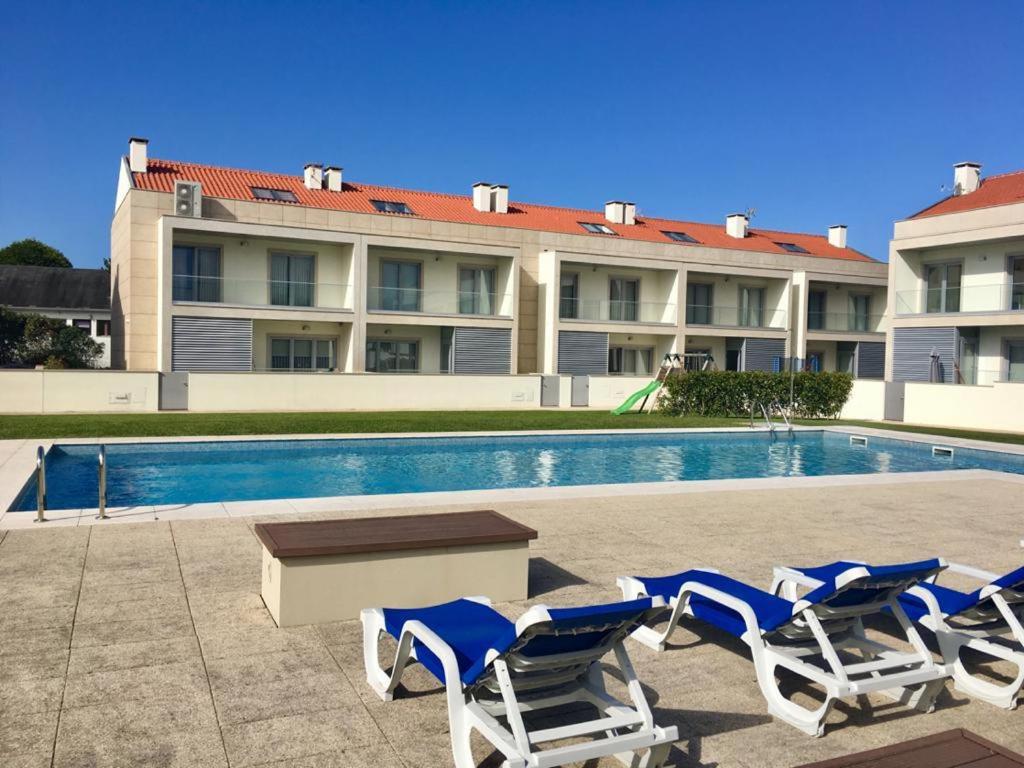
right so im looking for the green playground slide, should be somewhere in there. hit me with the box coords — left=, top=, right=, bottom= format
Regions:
left=610, top=380, right=662, bottom=415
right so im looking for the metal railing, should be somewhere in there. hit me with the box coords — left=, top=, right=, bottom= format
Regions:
left=749, top=401, right=775, bottom=433
left=367, top=286, right=513, bottom=317
left=806, top=311, right=884, bottom=333
left=35, top=446, right=46, bottom=523
left=894, top=282, right=1024, bottom=315
left=771, top=399, right=794, bottom=436
left=97, top=445, right=107, bottom=520
left=685, top=304, right=787, bottom=329
left=559, top=298, right=677, bottom=324
left=172, top=275, right=354, bottom=310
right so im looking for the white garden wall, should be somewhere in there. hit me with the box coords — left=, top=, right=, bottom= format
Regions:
left=839, top=379, right=886, bottom=420
left=0, top=371, right=158, bottom=414
left=903, top=381, right=1024, bottom=433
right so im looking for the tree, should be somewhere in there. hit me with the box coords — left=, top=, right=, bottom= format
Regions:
left=0, top=307, right=26, bottom=366
left=0, top=239, right=72, bottom=268
left=15, top=315, right=102, bottom=369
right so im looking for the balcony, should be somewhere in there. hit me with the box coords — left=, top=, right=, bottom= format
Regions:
left=684, top=304, right=787, bottom=329
left=807, top=312, right=884, bottom=333
left=172, top=275, right=353, bottom=310
left=558, top=298, right=676, bottom=324
left=895, top=283, right=1024, bottom=315
left=367, top=287, right=513, bottom=318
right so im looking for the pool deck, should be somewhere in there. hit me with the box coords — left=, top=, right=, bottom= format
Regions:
left=1, top=474, right=1022, bottom=767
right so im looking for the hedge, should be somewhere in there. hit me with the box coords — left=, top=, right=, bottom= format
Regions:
left=658, top=370, right=853, bottom=419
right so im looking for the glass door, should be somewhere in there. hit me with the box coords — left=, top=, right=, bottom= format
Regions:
left=807, top=290, right=826, bottom=330
left=849, top=294, right=871, bottom=331
left=379, top=261, right=422, bottom=312
left=609, top=278, right=639, bottom=321
left=740, top=287, right=764, bottom=327
left=958, top=330, right=978, bottom=385
left=1011, top=256, right=1024, bottom=310
left=458, top=267, right=496, bottom=315
left=559, top=272, right=579, bottom=319
left=1007, top=340, right=1024, bottom=381
left=925, top=263, right=962, bottom=313
left=686, top=283, right=713, bottom=325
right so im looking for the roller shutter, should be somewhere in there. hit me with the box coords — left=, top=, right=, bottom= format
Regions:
left=743, top=338, right=786, bottom=372
left=557, top=331, right=608, bottom=375
left=856, top=341, right=886, bottom=379
left=892, top=327, right=955, bottom=382
left=171, top=316, right=253, bottom=372
left=452, top=327, right=512, bottom=374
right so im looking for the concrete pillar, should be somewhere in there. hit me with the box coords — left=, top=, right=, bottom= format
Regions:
left=790, top=270, right=809, bottom=365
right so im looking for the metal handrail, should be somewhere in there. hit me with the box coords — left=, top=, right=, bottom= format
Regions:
left=750, top=401, right=776, bottom=433
left=771, top=399, right=795, bottom=435
left=97, top=445, right=107, bottom=520
left=35, top=446, right=46, bottom=523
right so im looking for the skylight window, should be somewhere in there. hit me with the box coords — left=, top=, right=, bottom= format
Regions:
left=663, top=230, right=699, bottom=244
left=371, top=200, right=414, bottom=215
left=251, top=187, right=298, bottom=203
left=580, top=222, right=617, bottom=235
left=775, top=242, right=809, bottom=254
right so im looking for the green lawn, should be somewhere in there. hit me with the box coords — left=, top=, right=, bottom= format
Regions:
left=0, top=410, right=1021, bottom=445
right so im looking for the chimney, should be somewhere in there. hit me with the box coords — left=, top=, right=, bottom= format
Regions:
left=953, top=162, right=981, bottom=196
left=725, top=213, right=748, bottom=239
left=827, top=224, right=847, bottom=249
left=128, top=137, right=148, bottom=173
left=324, top=166, right=343, bottom=192
left=605, top=201, right=635, bottom=225
left=304, top=163, right=323, bottom=190
left=472, top=183, right=510, bottom=213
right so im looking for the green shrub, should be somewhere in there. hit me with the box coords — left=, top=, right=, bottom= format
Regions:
left=659, top=370, right=853, bottom=419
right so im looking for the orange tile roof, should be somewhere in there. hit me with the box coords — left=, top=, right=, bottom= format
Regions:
left=132, top=158, right=876, bottom=263
left=910, top=169, right=1024, bottom=219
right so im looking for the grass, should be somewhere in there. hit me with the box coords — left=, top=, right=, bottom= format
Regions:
left=0, top=410, right=1021, bottom=445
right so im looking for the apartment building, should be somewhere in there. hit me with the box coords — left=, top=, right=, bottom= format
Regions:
left=111, top=138, right=887, bottom=381
left=888, top=163, right=1024, bottom=386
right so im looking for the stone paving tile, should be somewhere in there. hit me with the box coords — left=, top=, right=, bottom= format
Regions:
left=67, top=634, right=200, bottom=677
left=247, top=742, right=406, bottom=767
left=62, top=658, right=209, bottom=709
left=71, top=613, right=195, bottom=649
left=198, top=624, right=323, bottom=661
left=0, top=675, right=64, bottom=716
left=0, top=710, right=59, bottom=765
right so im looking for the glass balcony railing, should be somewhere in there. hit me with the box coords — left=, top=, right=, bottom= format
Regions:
left=367, top=287, right=513, bottom=317
left=895, top=283, right=1024, bottom=315
left=172, top=275, right=353, bottom=310
left=806, top=312, right=884, bottom=333
left=559, top=299, right=676, bottom=324
left=684, top=304, right=787, bottom=329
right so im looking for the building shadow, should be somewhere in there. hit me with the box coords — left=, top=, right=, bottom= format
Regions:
left=528, top=556, right=588, bottom=598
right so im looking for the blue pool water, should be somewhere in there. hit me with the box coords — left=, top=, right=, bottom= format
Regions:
left=12, top=430, right=1024, bottom=511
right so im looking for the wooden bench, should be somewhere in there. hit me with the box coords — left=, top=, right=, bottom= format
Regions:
left=255, top=510, right=538, bottom=627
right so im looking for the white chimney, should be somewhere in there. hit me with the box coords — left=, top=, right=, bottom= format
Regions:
left=726, top=213, right=748, bottom=239
left=473, top=182, right=492, bottom=212
left=304, top=163, right=323, bottom=190
left=606, top=201, right=636, bottom=225
left=827, top=224, right=847, bottom=249
left=324, top=166, right=343, bottom=192
left=128, top=137, right=148, bottom=173
left=492, top=184, right=509, bottom=214
left=953, top=162, right=981, bottom=196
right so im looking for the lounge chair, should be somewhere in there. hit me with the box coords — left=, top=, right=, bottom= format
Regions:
left=361, top=596, right=678, bottom=768
left=774, top=560, right=1024, bottom=710
left=618, top=560, right=950, bottom=736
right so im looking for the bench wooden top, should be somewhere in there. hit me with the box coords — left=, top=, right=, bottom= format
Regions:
left=254, top=510, right=538, bottom=559
left=795, top=729, right=1024, bottom=768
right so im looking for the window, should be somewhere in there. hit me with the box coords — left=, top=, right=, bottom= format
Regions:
left=270, top=252, right=315, bottom=307
left=378, top=260, right=422, bottom=311
left=836, top=342, right=857, bottom=374
left=775, top=242, right=809, bottom=254
left=608, top=347, right=654, bottom=375
left=807, top=290, right=827, bottom=330
left=609, top=277, right=639, bottom=321
left=686, top=283, right=714, bottom=325
left=1011, top=256, right=1024, bottom=311
left=172, top=245, right=222, bottom=302
left=371, top=200, right=414, bottom=215
left=683, top=349, right=712, bottom=371
left=251, top=187, right=298, bottom=203
left=579, top=222, right=617, bottom=235
left=96, top=319, right=111, bottom=336
left=849, top=294, right=871, bottom=331
left=925, top=262, right=962, bottom=313
left=269, top=338, right=335, bottom=371
left=559, top=272, right=579, bottom=319
left=71, top=318, right=92, bottom=332
left=958, top=329, right=979, bottom=385
left=663, top=231, right=698, bottom=244
left=440, top=327, right=454, bottom=374
left=1007, top=340, right=1024, bottom=382
left=366, top=339, right=419, bottom=372
left=806, top=351, right=823, bottom=372
left=458, top=266, right=496, bottom=315
left=739, top=286, right=765, bottom=327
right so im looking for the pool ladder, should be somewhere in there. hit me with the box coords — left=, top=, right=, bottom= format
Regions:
left=749, top=401, right=795, bottom=438
left=33, top=445, right=108, bottom=522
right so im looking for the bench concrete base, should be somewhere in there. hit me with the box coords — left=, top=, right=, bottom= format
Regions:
left=262, top=540, right=530, bottom=627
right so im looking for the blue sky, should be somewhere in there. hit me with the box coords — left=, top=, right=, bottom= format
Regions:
left=1, top=1, right=1021, bottom=267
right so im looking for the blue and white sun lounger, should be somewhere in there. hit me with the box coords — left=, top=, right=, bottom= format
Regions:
left=362, top=596, right=678, bottom=768
left=775, top=560, right=1024, bottom=710
left=618, top=560, right=950, bottom=737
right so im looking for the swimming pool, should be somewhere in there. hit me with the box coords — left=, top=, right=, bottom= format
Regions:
left=12, top=430, right=1024, bottom=511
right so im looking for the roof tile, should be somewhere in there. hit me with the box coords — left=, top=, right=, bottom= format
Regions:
left=910, top=169, right=1024, bottom=219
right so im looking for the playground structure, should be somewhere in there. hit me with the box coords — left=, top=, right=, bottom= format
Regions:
left=611, top=352, right=715, bottom=415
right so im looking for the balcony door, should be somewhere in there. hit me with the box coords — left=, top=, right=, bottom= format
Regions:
left=379, top=260, right=422, bottom=312
left=458, top=266, right=496, bottom=315
left=172, top=245, right=221, bottom=302
left=609, top=278, right=639, bottom=321
left=1007, top=339, right=1024, bottom=382
left=925, top=262, right=961, bottom=313
left=559, top=272, right=580, bottom=319
left=739, top=286, right=764, bottom=328
left=807, top=290, right=826, bottom=330
left=686, top=283, right=713, bottom=325
left=270, top=252, right=315, bottom=307
left=1011, top=256, right=1024, bottom=310
left=849, top=294, right=871, bottom=331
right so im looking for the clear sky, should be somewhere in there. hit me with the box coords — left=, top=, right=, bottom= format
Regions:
left=1, top=1, right=1021, bottom=267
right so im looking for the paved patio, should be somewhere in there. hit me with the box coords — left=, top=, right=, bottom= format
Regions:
left=1, top=475, right=1022, bottom=767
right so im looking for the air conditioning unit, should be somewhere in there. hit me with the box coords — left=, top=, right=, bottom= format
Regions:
left=175, top=181, right=202, bottom=217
